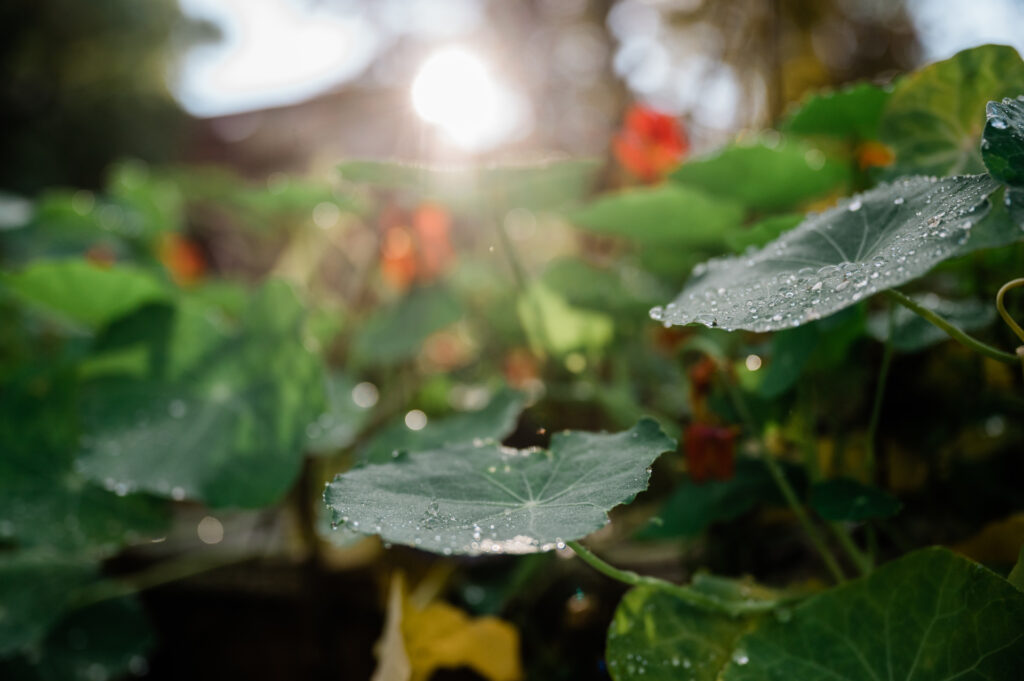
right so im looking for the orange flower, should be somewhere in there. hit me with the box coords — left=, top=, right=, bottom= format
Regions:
left=613, top=104, right=689, bottom=182
left=685, top=423, right=736, bottom=482
left=158, top=233, right=205, bottom=286
left=379, top=202, right=455, bottom=291
left=856, top=141, right=894, bottom=170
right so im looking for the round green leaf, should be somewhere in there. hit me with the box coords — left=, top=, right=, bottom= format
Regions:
left=305, top=373, right=374, bottom=456
left=360, top=387, right=524, bottom=464
left=569, top=185, right=744, bottom=245
left=324, top=419, right=675, bottom=555
left=606, top=577, right=782, bottom=681
left=723, top=547, right=1024, bottom=680
left=809, top=478, right=902, bottom=522
left=982, top=96, right=1024, bottom=186
left=0, top=553, right=96, bottom=656
left=880, top=44, right=1024, bottom=177
left=351, top=286, right=462, bottom=367
left=0, top=260, right=167, bottom=332
left=783, top=81, right=890, bottom=140
left=670, top=137, right=850, bottom=212
left=651, top=175, right=1000, bottom=333
left=74, top=284, right=326, bottom=508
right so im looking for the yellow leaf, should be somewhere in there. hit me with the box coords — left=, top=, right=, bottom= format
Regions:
left=372, top=573, right=523, bottom=681
left=952, top=513, right=1024, bottom=564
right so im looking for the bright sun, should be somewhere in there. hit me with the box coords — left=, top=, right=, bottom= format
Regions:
left=411, top=47, right=529, bottom=152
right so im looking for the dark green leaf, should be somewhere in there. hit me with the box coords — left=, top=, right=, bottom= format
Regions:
left=867, top=293, right=995, bottom=352
left=757, top=325, right=818, bottom=398
left=637, top=459, right=804, bottom=539
left=606, top=577, right=780, bottom=681
left=670, top=138, right=850, bottom=212
left=305, top=373, right=375, bottom=456
left=783, top=82, right=890, bottom=140
left=723, top=547, right=1024, bottom=680
left=982, top=96, right=1024, bottom=186
left=360, top=388, right=524, bottom=464
left=1, top=261, right=167, bottom=331
left=652, top=175, right=1000, bottom=333
left=569, top=185, right=744, bottom=245
left=880, top=44, right=1024, bottom=176
left=809, top=478, right=901, bottom=521
left=540, top=258, right=669, bottom=314
left=325, top=419, right=675, bottom=555
left=1009, top=545, right=1024, bottom=592
left=35, top=596, right=153, bottom=681
left=0, top=553, right=96, bottom=655
left=351, top=286, right=462, bottom=366
left=74, top=282, right=326, bottom=508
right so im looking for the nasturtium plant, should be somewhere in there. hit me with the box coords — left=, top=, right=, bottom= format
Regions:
left=670, top=137, right=850, bottom=212
left=74, top=282, right=325, bottom=508
left=880, top=44, right=1024, bottom=177
left=982, top=96, right=1024, bottom=186
left=866, top=293, right=995, bottom=352
left=724, top=548, right=1024, bottom=681
left=808, top=478, right=901, bottom=522
left=325, top=419, right=674, bottom=554
left=360, top=387, right=524, bottom=464
left=782, top=81, right=890, bottom=141
left=651, top=174, right=1003, bottom=332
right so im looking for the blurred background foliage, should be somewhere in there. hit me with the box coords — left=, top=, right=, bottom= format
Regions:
left=2, top=1, right=1024, bottom=680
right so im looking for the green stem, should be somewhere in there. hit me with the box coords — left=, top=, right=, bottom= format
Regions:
left=828, top=523, right=872, bottom=576
left=719, top=378, right=847, bottom=584
left=566, top=541, right=787, bottom=617
left=492, top=212, right=528, bottom=292
left=71, top=553, right=255, bottom=610
left=884, top=289, right=1017, bottom=364
left=761, top=453, right=847, bottom=584
left=866, top=302, right=895, bottom=481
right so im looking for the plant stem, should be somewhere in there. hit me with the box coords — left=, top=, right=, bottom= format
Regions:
left=884, top=289, right=1017, bottom=364
left=760, top=453, right=847, bottom=584
left=492, top=212, right=528, bottom=293
left=719, top=378, right=848, bottom=584
left=866, top=302, right=895, bottom=481
left=566, top=541, right=787, bottom=617
left=996, top=278, right=1024, bottom=343
left=828, top=523, right=872, bottom=576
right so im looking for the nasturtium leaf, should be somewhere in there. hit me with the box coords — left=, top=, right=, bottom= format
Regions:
left=0, top=375, right=170, bottom=555
left=879, top=44, right=1024, bottom=177
left=723, top=547, right=1024, bottom=681
left=670, top=137, right=850, bottom=212
left=305, top=373, right=374, bottom=456
left=636, top=459, right=804, bottom=539
left=981, top=96, right=1024, bottom=186
left=756, top=324, right=817, bottom=398
left=338, top=159, right=599, bottom=213
left=569, top=185, right=744, bottom=245
left=325, top=419, right=675, bottom=555
left=652, top=174, right=1000, bottom=333
left=725, top=214, right=803, bottom=253
left=360, top=388, right=524, bottom=465
left=867, top=293, right=995, bottom=352
left=809, top=478, right=901, bottom=522
left=606, top=577, right=781, bottom=681
left=0, top=553, right=96, bottom=655
left=106, top=160, right=185, bottom=238
left=782, top=81, right=890, bottom=140
left=517, top=282, right=614, bottom=357
left=75, top=283, right=326, bottom=508
left=540, top=258, right=668, bottom=315
left=34, top=596, right=153, bottom=681
left=351, top=286, right=462, bottom=367
left=0, top=260, right=167, bottom=331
